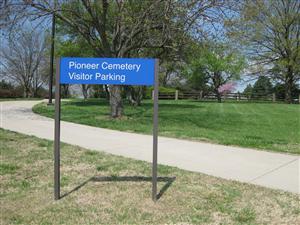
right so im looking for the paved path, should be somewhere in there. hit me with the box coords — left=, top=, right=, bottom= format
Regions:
left=1, top=100, right=299, bottom=194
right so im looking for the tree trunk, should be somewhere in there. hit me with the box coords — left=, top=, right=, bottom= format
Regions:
left=33, top=88, right=38, bottom=98
left=125, top=86, right=135, bottom=106
left=126, top=86, right=144, bottom=106
left=61, top=84, right=69, bottom=98
left=104, top=85, right=110, bottom=100
left=285, top=84, right=292, bottom=103
left=215, top=90, right=222, bottom=103
left=135, top=87, right=144, bottom=106
left=109, top=85, right=123, bottom=118
left=23, top=86, right=31, bottom=98
left=33, top=82, right=40, bottom=97
left=81, top=84, right=89, bottom=100
left=212, top=72, right=222, bottom=103
left=285, top=71, right=293, bottom=104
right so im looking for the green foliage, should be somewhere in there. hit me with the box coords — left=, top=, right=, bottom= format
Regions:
left=92, top=85, right=108, bottom=99
left=252, top=76, right=273, bottom=98
left=0, top=80, right=25, bottom=98
left=244, top=80, right=300, bottom=101
left=183, top=42, right=245, bottom=96
left=273, top=83, right=300, bottom=100
left=243, top=84, right=253, bottom=96
left=145, top=86, right=177, bottom=98
left=55, top=17, right=94, bottom=58
left=0, top=80, right=13, bottom=90
left=0, top=80, right=22, bottom=98
left=197, top=47, right=244, bottom=78
left=55, top=38, right=94, bottom=58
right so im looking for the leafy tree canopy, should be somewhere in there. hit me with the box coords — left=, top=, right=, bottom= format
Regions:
left=183, top=42, right=246, bottom=101
left=252, top=76, right=273, bottom=97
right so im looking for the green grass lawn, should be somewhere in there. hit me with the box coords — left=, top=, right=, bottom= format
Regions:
left=1, top=129, right=299, bottom=225
left=33, top=99, right=300, bottom=154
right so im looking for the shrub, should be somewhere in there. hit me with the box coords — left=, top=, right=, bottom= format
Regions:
left=145, top=86, right=177, bottom=98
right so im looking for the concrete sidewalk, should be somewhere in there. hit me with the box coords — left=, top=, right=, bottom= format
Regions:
left=1, top=100, right=299, bottom=194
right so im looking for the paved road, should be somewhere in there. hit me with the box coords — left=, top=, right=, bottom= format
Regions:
left=1, top=100, right=299, bottom=194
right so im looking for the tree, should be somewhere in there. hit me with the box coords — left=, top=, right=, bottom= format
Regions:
left=0, top=28, right=47, bottom=97
left=218, top=82, right=236, bottom=95
left=184, top=43, right=245, bottom=102
left=0, top=79, right=25, bottom=98
left=273, top=82, right=300, bottom=101
left=243, top=84, right=253, bottom=97
left=0, top=79, right=14, bottom=90
left=251, top=76, right=273, bottom=99
left=80, top=84, right=90, bottom=100
left=227, top=0, right=300, bottom=103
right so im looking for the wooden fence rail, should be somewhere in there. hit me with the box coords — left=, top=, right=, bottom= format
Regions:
left=152, top=90, right=300, bottom=103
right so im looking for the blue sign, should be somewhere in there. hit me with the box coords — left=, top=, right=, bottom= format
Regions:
left=59, top=57, right=155, bottom=86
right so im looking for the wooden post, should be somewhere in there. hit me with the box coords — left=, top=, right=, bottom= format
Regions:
left=152, top=90, right=154, bottom=100
left=175, top=90, right=178, bottom=100
left=272, top=93, right=276, bottom=102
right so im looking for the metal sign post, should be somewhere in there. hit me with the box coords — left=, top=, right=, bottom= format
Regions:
left=54, top=58, right=61, bottom=200
left=152, top=59, right=159, bottom=201
left=54, top=57, right=158, bottom=201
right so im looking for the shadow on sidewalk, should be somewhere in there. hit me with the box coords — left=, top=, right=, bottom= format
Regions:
left=60, top=176, right=176, bottom=200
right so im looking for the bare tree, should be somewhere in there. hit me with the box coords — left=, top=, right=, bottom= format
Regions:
left=1, top=0, right=26, bottom=31
left=0, top=28, right=47, bottom=97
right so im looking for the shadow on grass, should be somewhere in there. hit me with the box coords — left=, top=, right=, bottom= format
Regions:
left=142, top=102, right=203, bottom=109
left=66, top=99, right=109, bottom=107
left=60, top=176, right=176, bottom=200
left=67, top=99, right=203, bottom=109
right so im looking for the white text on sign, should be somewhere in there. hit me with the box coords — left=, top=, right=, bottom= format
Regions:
left=69, top=61, right=141, bottom=72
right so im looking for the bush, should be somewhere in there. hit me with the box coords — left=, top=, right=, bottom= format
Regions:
left=0, top=89, right=23, bottom=98
left=0, top=80, right=14, bottom=90
left=145, top=86, right=177, bottom=98
left=35, top=87, right=48, bottom=98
